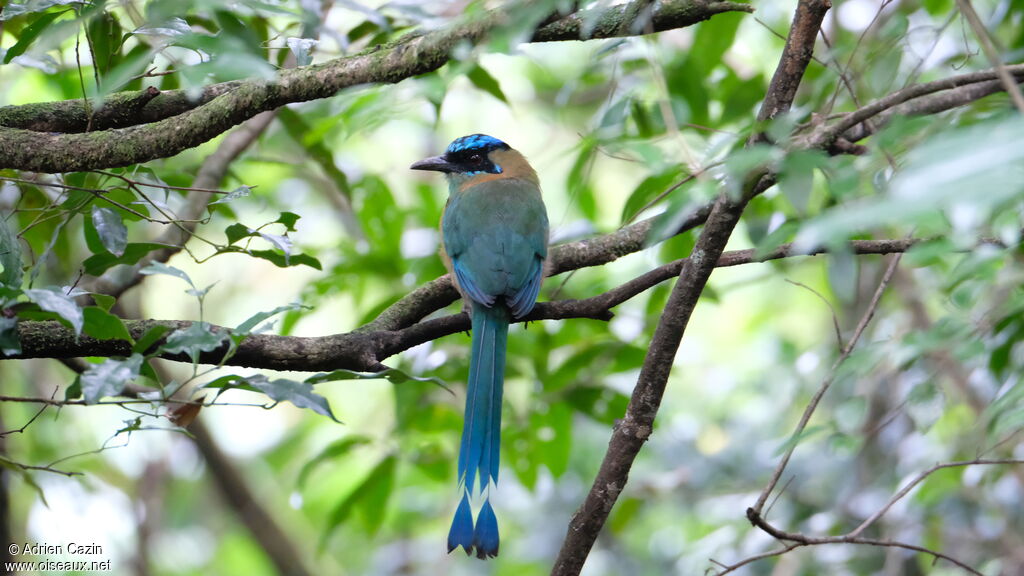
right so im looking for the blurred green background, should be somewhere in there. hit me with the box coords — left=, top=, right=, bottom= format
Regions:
left=1, top=0, right=1023, bottom=574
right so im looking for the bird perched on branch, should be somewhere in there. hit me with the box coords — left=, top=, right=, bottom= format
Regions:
left=411, top=134, right=549, bottom=559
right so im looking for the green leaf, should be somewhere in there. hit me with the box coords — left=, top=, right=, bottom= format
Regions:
left=913, top=466, right=963, bottom=506
left=773, top=424, right=828, bottom=456
left=139, top=261, right=194, bottom=288
left=162, top=322, right=227, bottom=363
left=133, top=17, right=191, bottom=37
left=827, top=250, right=858, bottom=304
left=235, top=302, right=307, bottom=335
left=181, top=50, right=276, bottom=83
left=201, top=374, right=252, bottom=391
left=276, top=211, right=300, bottom=231
left=82, top=307, right=133, bottom=342
left=0, top=317, right=21, bottom=356
left=82, top=242, right=169, bottom=276
left=985, top=380, right=1024, bottom=438
left=531, top=402, right=572, bottom=478
left=320, top=455, right=396, bottom=548
left=277, top=108, right=354, bottom=209
left=466, top=64, right=508, bottom=103
left=25, top=287, right=83, bottom=335
left=87, top=10, right=123, bottom=78
left=248, top=249, right=322, bottom=270
left=690, top=11, right=743, bottom=74
left=91, top=206, right=128, bottom=257
left=778, top=150, right=827, bottom=215
left=65, top=375, right=81, bottom=400
left=132, top=324, right=173, bottom=355
left=667, top=56, right=708, bottom=126
left=720, top=73, right=765, bottom=124
left=723, top=144, right=775, bottom=197
left=1, top=0, right=78, bottom=19
left=648, top=177, right=717, bottom=244
left=209, top=185, right=252, bottom=205
left=903, top=238, right=954, bottom=268
left=81, top=353, right=143, bottom=404
left=306, top=367, right=447, bottom=389
left=247, top=374, right=340, bottom=422
left=609, top=497, right=643, bottom=534
left=92, top=46, right=154, bottom=98
left=0, top=455, right=49, bottom=506
left=0, top=213, right=23, bottom=290
left=796, top=115, right=1024, bottom=249
left=90, top=292, right=116, bottom=312
left=566, top=139, right=598, bottom=221
left=224, top=223, right=252, bottom=245
left=620, top=167, right=685, bottom=223
left=564, top=385, right=629, bottom=425
left=2, top=10, right=64, bottom=64
left=296, top=436, right=372, bottom=488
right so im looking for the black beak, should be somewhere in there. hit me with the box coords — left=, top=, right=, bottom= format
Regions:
left=410, top=155, right=455, bottom=173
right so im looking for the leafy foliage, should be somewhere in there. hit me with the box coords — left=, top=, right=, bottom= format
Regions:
left=0, top=0, right=1022, bottom=575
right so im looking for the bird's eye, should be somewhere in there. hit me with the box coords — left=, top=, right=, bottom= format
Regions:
left=468, top=154, right=483, bottom=164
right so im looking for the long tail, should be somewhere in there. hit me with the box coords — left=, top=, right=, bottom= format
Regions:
left=448, top=302, right=508, bottom=559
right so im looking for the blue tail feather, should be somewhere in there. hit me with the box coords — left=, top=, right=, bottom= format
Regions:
left=448, top=302, right=509, bottom=558
left=472, top=498, right=500, bottom=559
left=458, top=303, right=508, bottom=494
left=447, top=492, right=474, bottom=555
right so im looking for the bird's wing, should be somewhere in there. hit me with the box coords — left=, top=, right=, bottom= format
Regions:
left=452, top=259, right=496, bottom=307
left=507, top=255, right=543, bottom=318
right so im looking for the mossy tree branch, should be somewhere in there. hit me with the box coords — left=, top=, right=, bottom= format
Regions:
left=0, top=0, right=752, bottom=173
left=5, top=236, right=964, bottom=372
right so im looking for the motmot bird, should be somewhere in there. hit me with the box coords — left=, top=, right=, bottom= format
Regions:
left=411, top=134, right=549, bottom=559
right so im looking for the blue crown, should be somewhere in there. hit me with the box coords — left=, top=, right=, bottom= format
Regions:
left=446, top=134, right=509, bottom=155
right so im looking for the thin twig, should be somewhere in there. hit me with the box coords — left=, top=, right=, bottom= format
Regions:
left=90, top=170, right=237, bottom=195
left=752, top=251, right=903, bottom=514
left=954, top=0, right=1024, bottom=113
left=1, top=176, right=179, bottom=224
left=740, top=510, right=982, bottom=575
left=848, top=459, right=1024, bottom=538
left=9, top=461, right=82, bottom=477
left=709, top=544, right=799, bottom=574
left=0, top=394, right=269, bottom=409
left=785, top=279, right=844, bottom=352
left=810, top=64, right=1024, bottom=147
left=0, top=387, right=58, bottom=437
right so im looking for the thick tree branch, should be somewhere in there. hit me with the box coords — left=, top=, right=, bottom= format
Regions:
left=807, top=64, right=1024, bottom=150
left=752, top=0, right=830, bottom=136
left=552, top=3, right=830, bottom=573
left=531, top=0, right=749, bottom=42
left=840, top=73, right=1024, bottom=144
left=555, top=0, right=831, bottom=566
left=0, top=83, right=241, bottom=133
left=5, top=236, right=956, bottom=371
left=0, top=0, right=751, bottom=173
